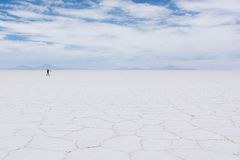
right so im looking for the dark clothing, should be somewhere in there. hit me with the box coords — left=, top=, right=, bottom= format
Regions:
left=46, top=69, right=50, bottom=76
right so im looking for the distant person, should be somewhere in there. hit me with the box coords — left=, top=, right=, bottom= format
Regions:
left=46, top=69, right=50, bottom=76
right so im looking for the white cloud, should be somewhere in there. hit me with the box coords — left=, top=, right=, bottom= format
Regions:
left=56, top=8, right=110, bottom=20
left=101, top=0, right=170, bottom=19
left=0, top=0, right=240, bottom=69
left=7, top=10, right=51, bottom=19
left=177, top=0, right=240, bottom=13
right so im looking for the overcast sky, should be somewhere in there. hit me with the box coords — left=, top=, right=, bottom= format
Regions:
left=0, top=0, right=240, bottom=69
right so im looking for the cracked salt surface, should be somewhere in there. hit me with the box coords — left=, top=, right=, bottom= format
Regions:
left=0, top=70, right=240, bottom=160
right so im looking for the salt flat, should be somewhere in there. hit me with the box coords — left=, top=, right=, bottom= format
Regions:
left=0, top=71, right=240, bottom=160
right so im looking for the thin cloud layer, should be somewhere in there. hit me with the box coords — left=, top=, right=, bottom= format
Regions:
left=0, top=0, right=240, bottom=69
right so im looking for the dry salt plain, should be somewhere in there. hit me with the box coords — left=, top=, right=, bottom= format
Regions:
left=0, top=70, right=240, bottom=160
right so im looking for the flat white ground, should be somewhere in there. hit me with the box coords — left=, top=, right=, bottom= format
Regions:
left=0, top=71, right=240, bottom=160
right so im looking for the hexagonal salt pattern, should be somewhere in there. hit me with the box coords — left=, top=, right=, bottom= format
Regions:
left=0, top=71, right=240, bottom=160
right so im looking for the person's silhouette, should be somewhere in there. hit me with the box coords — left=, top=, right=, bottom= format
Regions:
left=46, top=69, right=50, bottom=76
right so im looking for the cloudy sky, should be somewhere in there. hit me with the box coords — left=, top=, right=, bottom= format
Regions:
left=0, top=0, right=240, bottom=69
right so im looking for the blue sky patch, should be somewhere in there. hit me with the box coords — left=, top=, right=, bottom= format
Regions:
left=132, top=0, right=171, bottom=5
left=4, top=34, right=30, bottom=41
